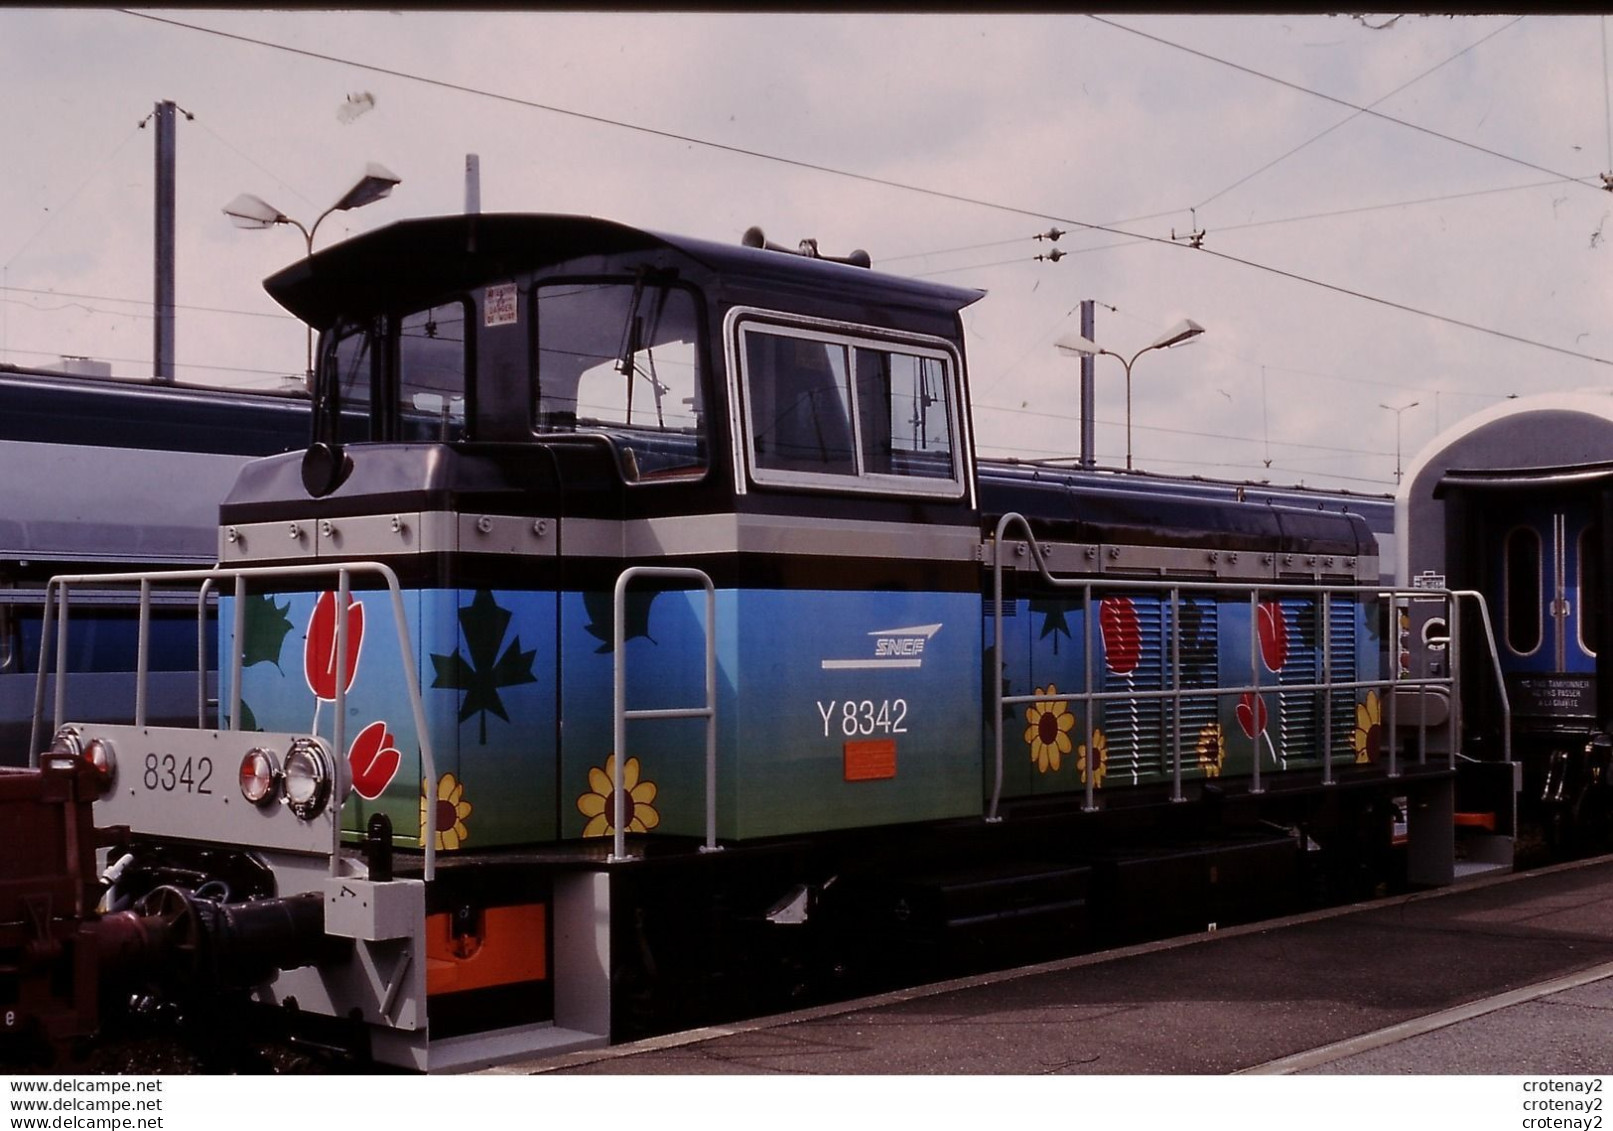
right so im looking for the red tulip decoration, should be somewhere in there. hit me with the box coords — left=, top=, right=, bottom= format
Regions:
left=347, top=720, right=401, bottom=800
left=1257, top=601, right=1288, bottom=672
left=1236, top=691, right=1268, bottom=738
left=1099, top=597, right=1142, bottom=675
left=305, top=590, right=365, bottom=701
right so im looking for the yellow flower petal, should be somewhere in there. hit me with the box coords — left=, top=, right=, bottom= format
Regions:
left=623, top=757, right=640, bottom=792
left=583, top=814, right=609, bottom=838
left=578, top=792, right=606, bottom=817
left=631, top=780, right=657, bottom=805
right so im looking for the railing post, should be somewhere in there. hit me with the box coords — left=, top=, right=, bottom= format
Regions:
left=230, top=575, right=246, bottom=733
left=1169, top=586, right=1183, bottom=802
left=1083, top=582, right=1096, bottom=812
left=1447, top=593, right=1462, bottom=770
left=612, top=573, right=630, bottom=863
left=1321, top=589, right=1333, bottom=786
left=135, top=578, right=152, bottom=728
left=197, top=578, right=215, bottom=727
left=1387, top=595, right=1401, bottom=779
left=53, top=583, right=71, bottom=734
left=987, top=513, right=1017, bottom=823
left=28, top=580, right=56, bottom=766
left=1249, top=588, right=1262, bottom=795
left=332, top=569, right=351, bottom=874
left=703, top=583, right=718, bottom=852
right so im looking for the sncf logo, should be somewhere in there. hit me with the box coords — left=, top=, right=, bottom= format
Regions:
left=822, top=623, right=943, bottom=670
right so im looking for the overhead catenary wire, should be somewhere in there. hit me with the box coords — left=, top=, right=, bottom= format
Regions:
left=0, top=283, right=294, bottom=324
left=908, top=173, right=1596, bottom=270
left=1189, top=15, right=1526, bottom=214
left=114, top=9, right=1613, bottom=374
left=1088, top=14, right=1603, bottom=195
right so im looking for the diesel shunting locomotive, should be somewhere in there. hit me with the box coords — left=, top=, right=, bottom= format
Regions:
left=4, top=214, right=1472, bottom=1071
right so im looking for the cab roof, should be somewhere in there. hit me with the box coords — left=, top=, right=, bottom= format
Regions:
left=264, top=213, right=984, bottom=331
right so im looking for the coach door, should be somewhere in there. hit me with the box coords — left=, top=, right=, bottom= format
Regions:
left=1494, top=499, right=1599, bottom=724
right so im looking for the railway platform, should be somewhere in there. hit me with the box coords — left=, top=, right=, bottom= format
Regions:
left=490, top=855, right=1613, bottom=1075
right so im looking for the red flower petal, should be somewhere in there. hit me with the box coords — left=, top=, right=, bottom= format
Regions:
left=1236, top=691, right=1268, bottom=738
left=1257, top=602, right=1288, bottom=672
left=305, top=590, right=365, bottom=701
left=1100, top=597, right=1141, bottom=675
left=348, top=719, right=401, bottom=800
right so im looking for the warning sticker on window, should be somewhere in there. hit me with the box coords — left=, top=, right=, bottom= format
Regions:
left=484, top=282, right=518, bottom=327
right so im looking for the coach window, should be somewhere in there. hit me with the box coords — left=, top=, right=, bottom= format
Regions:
left=535, top=280, right=706, bottom=480
left=1580, top=524, right=1600, bottom=656
left=397, top=301, right=468, bottom=442
left=738, top=320, right=963, bottom=496
left=1504, top=525, right=1542, bottom=656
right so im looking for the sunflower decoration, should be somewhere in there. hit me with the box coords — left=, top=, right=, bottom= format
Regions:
left=577, top=754, right=661, bottom=837
left=1023, top=684, right=1077, bottom=774
left=1352, top=690, right=1383, bottom=764
left=1196, top=722, right=1226, bottom=777
left=1076, top=728, right=1108, bottom=787
left=419, top=772, right=473, bottom=851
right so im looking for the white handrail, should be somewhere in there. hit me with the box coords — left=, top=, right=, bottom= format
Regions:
left=987, top=512, right=1465, bottom=821
left=610, top=566, right=719, bottom=862
left=29, top=562, right=441, bottom=881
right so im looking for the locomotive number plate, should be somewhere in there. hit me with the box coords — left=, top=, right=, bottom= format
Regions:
left=139, top=751, right=216, bottom=796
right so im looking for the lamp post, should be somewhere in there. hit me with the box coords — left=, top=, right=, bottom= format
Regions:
left=1055, top=318, right=1205, bottom=471
left=1380, top=399, right=1419, bottom=485
left=223, top=162, right=402, bottom=382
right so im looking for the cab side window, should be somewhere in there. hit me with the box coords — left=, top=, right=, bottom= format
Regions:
left=737, top=319, right=964, bottom=497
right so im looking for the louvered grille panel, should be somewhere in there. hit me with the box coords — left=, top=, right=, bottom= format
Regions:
left=1275, top=598, right=1321, bottom=763
left=1176, top=598, right=1220, bottom=750
left=1102, top=596, right=1165, bottom=783
left=1100, top=596, right=1225, bottom=782
left=1327, top=596, right=1359, bottom=760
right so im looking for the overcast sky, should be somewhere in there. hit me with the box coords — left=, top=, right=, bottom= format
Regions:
left=3, top=10, right=1610, bottom=493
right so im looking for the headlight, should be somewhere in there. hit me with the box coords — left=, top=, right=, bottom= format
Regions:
left=238, top=747, right=281, bottom=806
left=281, top=737, right=332, bottom=820
left=46, top=727, right=114, bottom=795
left=47, top=725, right=83, bottom=763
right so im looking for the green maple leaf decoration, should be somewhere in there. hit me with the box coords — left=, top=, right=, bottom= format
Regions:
left=241, top=593, right=294, bottom=669
left=430, top=590, right=539, bottom=744
left=581, top=589, right=659, bottom=654
left=1029, top=597, right=1072, bottom=655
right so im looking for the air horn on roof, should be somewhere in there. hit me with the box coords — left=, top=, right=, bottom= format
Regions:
left=742, top=226, right=871, bottom=269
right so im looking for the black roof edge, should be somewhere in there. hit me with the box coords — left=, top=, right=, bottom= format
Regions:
left=1433, top=460, right=1613, bottom=498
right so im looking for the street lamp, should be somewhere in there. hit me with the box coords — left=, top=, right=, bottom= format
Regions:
left=1055, top=318, right=1205, bottom=471
left=1380, top=399, right=1420, bottom=485
left=223, top=162, right=401, bottom=380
